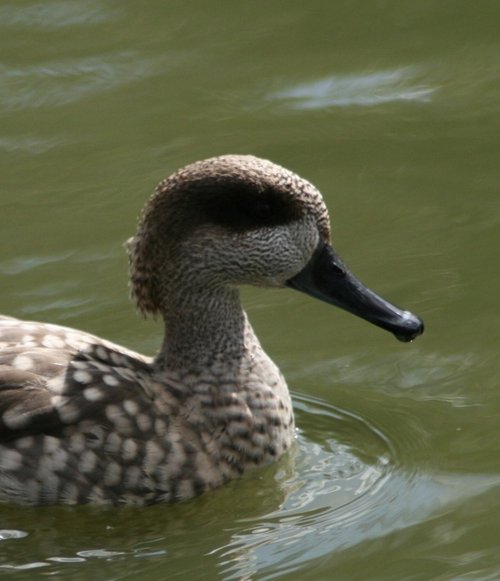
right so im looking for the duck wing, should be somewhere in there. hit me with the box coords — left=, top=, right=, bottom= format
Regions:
left=0, top=317, right=154, bottom=441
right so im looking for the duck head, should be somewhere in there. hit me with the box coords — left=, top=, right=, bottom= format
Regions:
left=127, top=154, right=423, bottom=342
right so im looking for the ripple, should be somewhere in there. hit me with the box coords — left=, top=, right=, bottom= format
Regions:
left=0, top=136, right=64, bottom=154
left=268, top=68, right=436, bottom=110
left=0, top=1, right=119, bottom=30
left=0, top=252, right=73, bottom=275
left=214, top=393, right=499, bottom=580
left=0, top=52, right=164, bottom=111
left=0, top=248, right=118, bottom=276
left=0, top=529, right=28, bottom=540
left=0, top=562, right=50, bottom=571
left=77, top=549, right=126, bottom=559
left=47, top=556, right=86, bottom=563
left=289, top=393, right=393, bottom=510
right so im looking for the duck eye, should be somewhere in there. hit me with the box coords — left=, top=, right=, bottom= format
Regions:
left=244, top=197, right=274, bottom=222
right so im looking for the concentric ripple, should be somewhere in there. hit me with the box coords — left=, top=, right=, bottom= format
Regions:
left=215, top=393, right=396, bottom=578
left=286, top=393, right=393, bottom=514
left=214, top=392, right=495, bottom=580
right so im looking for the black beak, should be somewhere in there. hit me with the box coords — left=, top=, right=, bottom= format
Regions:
left=286, top=242, right=424, bottom=342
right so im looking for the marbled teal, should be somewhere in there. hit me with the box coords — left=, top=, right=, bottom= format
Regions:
left=0, top=155, right=423, bottom=505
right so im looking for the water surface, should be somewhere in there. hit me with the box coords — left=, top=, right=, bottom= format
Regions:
left=1, top=1, right=500, bottom=579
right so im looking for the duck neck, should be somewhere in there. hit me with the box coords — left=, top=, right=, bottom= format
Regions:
left=155, top=285, right=259, bottom=374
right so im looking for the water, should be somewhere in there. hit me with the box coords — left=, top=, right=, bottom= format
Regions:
left=1, top=0, right=499, bottom=578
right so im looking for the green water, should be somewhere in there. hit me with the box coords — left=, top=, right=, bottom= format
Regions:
left=1, top=0, right=499, bottom=579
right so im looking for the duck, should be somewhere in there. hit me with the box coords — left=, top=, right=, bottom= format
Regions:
left=0, top=155, right=423, bottom=505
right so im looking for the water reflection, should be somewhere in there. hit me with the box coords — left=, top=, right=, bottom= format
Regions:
left=0, top=136, right=62, bottom=154
left=268, top=68, right=436, bottom=110
left=0, top=1, right=118, bottom=29
left=0, top=52, right=164, bottom=111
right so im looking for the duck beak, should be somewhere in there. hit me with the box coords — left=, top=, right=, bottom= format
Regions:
left=286, top=242, right=424, bottom=342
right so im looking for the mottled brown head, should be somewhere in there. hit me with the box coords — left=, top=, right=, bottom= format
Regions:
left=127, top=155, right=331, bottom=316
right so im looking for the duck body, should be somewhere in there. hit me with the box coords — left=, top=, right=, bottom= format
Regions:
left=0, top=313, right=292, bottom=505
left=0, top=155, right=423, bottom=505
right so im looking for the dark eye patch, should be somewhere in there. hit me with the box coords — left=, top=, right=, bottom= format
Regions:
left=199, top=184, right=303, bottom=232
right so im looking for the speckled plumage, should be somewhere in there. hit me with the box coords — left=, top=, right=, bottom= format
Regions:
left=0, top=154, right=423, bottom=506
left=0, top=313, right=291, bottom=505
left=0, top=155, right=324, bottom=505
